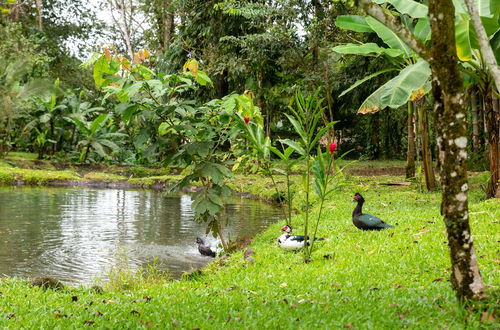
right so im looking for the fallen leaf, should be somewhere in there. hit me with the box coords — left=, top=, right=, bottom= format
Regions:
left=145, top=322, right=153, bottom=328
left=130, top=310, right=140, bottom=315
left=393, top=284, right=405, bottom=289
left=344, top=324, right=354, bottom=329
left=493, top=258, right=500, bottom=264
left=171, top=317, right=180, bottom=327
left=433, top=278, right=444, bottom=282
left=280, top=282, right=288, bottom=288
left=290, top=303, right=298, bottom=309
left=481, top=312, right=495, bottom=323
left=84, top=320, right=94, bottom=326
left=330, top=282, right=341, bottom=287
left=298, top=299, right=306, bottom=304
left=102, top=299, right=116, bottom=304
left=368, top=249, right=376, bottom=255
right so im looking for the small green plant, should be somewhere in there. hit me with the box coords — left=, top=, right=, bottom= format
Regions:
left=105, top=250, right=169, bottom=291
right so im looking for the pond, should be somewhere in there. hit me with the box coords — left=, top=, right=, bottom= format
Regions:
left=0, top=186, right=282, bottom=285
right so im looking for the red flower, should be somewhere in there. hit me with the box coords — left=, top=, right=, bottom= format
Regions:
left=243, top=116, right=251, bottom=124
left=329, top=142, right=337, bottom=154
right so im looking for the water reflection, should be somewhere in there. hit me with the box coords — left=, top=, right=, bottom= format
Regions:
left=0, top=186, right=281, bottom=285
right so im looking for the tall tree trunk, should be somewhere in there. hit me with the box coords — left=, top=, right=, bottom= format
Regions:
left=35, top=0, right=43, bottom=29
left=157, top=0, right=174, bottom=52
left=406, top=102, right=416, bottom=178
left=310, top=0, right=324, bottom=66
left=417, top=98, right=436, bottom=190
left=470, top=87, right=480, bottom=150
left=358, top=0, right=485, bottom=300
left=484, top=90, right=500, bottom=198
left=429, top=0, right=485, bottom=300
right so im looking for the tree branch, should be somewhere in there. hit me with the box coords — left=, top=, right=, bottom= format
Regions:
left=356, top=0, right=432, bottom=62
left=464, top=0, right=500, bottom=93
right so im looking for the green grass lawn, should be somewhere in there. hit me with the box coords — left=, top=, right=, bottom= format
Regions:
left=0, top=170, right=498, bottom=328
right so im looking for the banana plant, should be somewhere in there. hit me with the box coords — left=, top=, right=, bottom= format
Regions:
left=72, top=114, right=126, bottom=162
left=333, top=0, right=499, bottom=113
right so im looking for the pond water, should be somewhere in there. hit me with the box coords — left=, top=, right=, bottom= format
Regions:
left=0, top=186, right=282, bottom=285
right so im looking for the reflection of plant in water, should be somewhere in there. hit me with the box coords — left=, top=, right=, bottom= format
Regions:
left=104, top=248, right=169, bottom=291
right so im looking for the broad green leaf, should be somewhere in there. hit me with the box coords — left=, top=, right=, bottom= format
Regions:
left=452, top=0, right=468, bottom=15
left=373, top=0, right=428, bottom=18
left=332, top=43, right=404, bottom=57
left=91, top=141, right=106, bottom=157
left=269, top=146, right=285, bottom=160
left=335, top=15, right=373, bottom=32
left=284, top=114, right=307, bottom=146
left=365, top=16, right=412, bottom=57
left=99, top=139, right=120, bottom=152
left=196, top=70, right=213, bottom=87
left=93, top=56, right=110, bottom=87
left=280, top=139, right=306, bottom=156
left=90, top=114, right=109, bottom=135
left=380, top=59, right=431, bottom=108
left=455, top=19, right=473, bottom=61
left=481, top=17, right=499, bottom=36
left=358, top=81, right=395, bottom=114
left=414, top=18, right=431, bottom=41
left=71, top=117, right=90, bottom=135
left=339, top=68, right=398, bottom=97
left=491, top=0, right=500, bottom=17
left=478, top=0, right=492, bottom=17
left=491, top=29, right=500, bottom=62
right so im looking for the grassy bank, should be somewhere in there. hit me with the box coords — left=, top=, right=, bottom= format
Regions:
left=0, top=154, right=499, bottom=328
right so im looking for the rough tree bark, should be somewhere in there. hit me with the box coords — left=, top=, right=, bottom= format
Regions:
left=470, top=88, right=480, bottom=150
left=429, top=0, right=485, bottom=299
left=155, top=0, right=175, bottom=52
left=417, top=97, right=436, bottom=190
left=34, top=0, right=43, bottom=29
left=406, top=102, right=416, bottom=178
left=484, top=90, right=500, bottom=198
left=357, top=0, right=486, bottom=300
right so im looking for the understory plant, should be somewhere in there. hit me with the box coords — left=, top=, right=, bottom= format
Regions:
left=243, top=89, right=350, bottom=261
left=87, top=50, right=260, bottom=252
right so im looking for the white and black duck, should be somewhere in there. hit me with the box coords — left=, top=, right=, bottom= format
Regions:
left=352, top=193, right=393, bottom=231
left=277, top=225, right=324, bottom=251
left=196, top=237, right=221, bottom=257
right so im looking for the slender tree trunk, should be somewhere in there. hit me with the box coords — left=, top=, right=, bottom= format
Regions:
left=35, top=0, right=42, bottom=29
left=163, top=11, right=174, bottom=50
left=406, top=102, right=416, bottom=178
left=429, top=0, right=485, bottom=300
left=311, top=0, right=324, bottom=66
left=470, top=88, right=480, bottom=150
left=484, top=89, right=500, bottom=198
left=417, top=98, right=436, bottom=190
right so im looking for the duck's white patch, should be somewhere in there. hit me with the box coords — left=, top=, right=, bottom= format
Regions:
left=455, top=137, right=467, bottom=148
left=455, top=192, right=467, bottom=202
